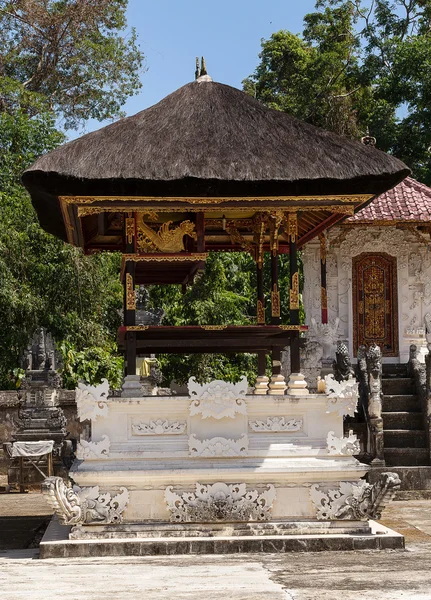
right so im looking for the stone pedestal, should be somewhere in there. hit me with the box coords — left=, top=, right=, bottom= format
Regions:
left=253, top=376, right=269, bottom=395
left=287, top=373, right=309, bottom=396
left=268, top=374, right=287, bottom=395
left=121, top=375, right=143, bottom=398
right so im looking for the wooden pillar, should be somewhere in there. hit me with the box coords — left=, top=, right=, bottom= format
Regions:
left=270, top=213, right=282, bottom=326
left=124, top=213, right=137, bottom=376
left=319, top=233, right=328, bottom=324
left=288, top=213, right=299, bottom=326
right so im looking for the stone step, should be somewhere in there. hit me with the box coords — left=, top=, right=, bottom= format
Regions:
left=382, top=411, right=424, bottom=430
left=383, top=448, right=429, bottom=467
left=368, top=466, right=431, bottom=490
left=384, top=430, right=426, bottom=448
left=382, top=378, right=415, bottom=396
left=382, top=395, right=421, bottom=413
left=382, top=364, right=408, bottom=377
left=39, top=518, right=404, bottom=558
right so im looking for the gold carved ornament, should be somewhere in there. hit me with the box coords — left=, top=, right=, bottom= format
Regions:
left=271, top=283, right=281, bottom=318
left=252, top=213, right=268, bottom=268
left=125, top=273, right=136, bottom=311
left=123, top=253, right=208, bottom=263
left=289, top=272, right=299, bottom=310
left=136, top=214, right=197, bottom=253
left=319, top=233, right=327, bottom=264
left=286, top=212, right=298, bottom=243
left=225, top=222, right=255, bottom=256
left=278, top=325, right=308, bottom=331
left=321, top=286, right=328, bottom=310
left=200, top=325, right=228, bottom=330
left=269, top=211, right=284, bottom=256
left=257, top=299, right=265, bottom=324
left=125, top=217, right=135, bottom=245
left=126, top=325, right=149, bottom=331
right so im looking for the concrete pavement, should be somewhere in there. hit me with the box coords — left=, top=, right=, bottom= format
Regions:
left=1, top=494, right=431, bottom=599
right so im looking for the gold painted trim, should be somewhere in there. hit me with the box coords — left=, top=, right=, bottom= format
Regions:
left=77, top=204, right=357, bottom=217
left=126, top=273, right=136, bottom=310
left=278, top=325, right=308, bottom=331
left=200, top=325, right=228, bottom=330
left=62, top=194, right=372, bottom=205
left=257, top=299, right=265, bottom=324
left=289, top=272, right=299, bottom=310
left=271, top=284, right=281, bottom=318
left=126, top=326, right=149, bottom=331
left=122, top=253, right=208, bottom=262
left=125, top=217, right=135, bottom=245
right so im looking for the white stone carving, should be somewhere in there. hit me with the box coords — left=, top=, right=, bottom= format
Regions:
left=42, top=476, right=129, bottom=525
left=76, top=379, right=110, bottom=422
left=326, top=431, right=359, bottom=456
left=310, top=472, right=401, bottom=520
left=249, top=416, right=303, bottom=432
left=131, top=419, right=186, bottom=435
left=309, top=317, right=340, bottom=359
left=164, top=482, right=276, bottom=522
left=188, top=377, right=248, bottom=419
left=334, top=227, right=414, bottom=270
left=188, top=434, right=248, bottom=457
left=325, top=375, right=358, bottom=417
left=76, top=435, right=110, bottom=460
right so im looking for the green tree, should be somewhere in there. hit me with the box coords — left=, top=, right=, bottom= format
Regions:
left=0, top=1, right=143, bottom=388
left=245, top=0, right=431, bottom=183
left=0, top=0, right=144, bottom=129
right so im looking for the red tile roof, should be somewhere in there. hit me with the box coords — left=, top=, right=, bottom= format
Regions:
left=346, top=177, right=431, bottom=223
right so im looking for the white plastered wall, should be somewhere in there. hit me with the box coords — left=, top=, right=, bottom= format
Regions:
left=302, top=225, right=431, bottom=363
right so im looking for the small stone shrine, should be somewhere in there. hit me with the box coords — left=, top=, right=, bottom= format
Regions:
left=3, top=329, right=72, bottom=488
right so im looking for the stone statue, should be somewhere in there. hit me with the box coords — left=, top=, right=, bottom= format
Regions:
left=22, top=328, right=58, bottom=372
left=135, top=285, right=165, bottom=326
left=332, top=342, right=355, bottom=382
left=309, top=317, right=340, bottom=359
left=366, top=343, right=383, bottom=420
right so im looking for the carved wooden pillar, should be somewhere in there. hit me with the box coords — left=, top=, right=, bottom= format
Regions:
left=270, top=213, right=282, bottom=326
left=124, top=213, right=137, bottom=376
left=288, top=213, right=299, bottom=326
left=319, top=233, right=328, bottom=324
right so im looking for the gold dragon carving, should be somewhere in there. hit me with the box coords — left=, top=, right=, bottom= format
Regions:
left=136, top=215, right=197, bottom=253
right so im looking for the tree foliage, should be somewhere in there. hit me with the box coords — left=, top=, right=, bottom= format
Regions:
left=0, top=0, right=144, bottom=129
left=0, top=0, right=141, bottom=388
left=244, top=0, right=431, bottom=183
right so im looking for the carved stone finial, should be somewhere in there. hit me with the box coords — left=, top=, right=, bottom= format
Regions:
left=195, top=56, right=200, bottom=79
left=201, top=56, right=207, bottom=76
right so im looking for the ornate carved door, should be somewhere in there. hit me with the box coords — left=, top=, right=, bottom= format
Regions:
left=352, top=253, right=398, bottom=357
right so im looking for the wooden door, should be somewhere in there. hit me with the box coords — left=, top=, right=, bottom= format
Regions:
left=352, top=253, right=398, bottom=357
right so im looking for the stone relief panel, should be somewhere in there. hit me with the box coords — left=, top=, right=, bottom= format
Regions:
left=131, top=419, right=186, bottom=435
left=76, top=435, right=110, bottom=460
left=326, top=431, right=359, bottom=456
left=76, top=379, right=109, bottom=422
left=42, top=476, right=129, bottom=525
left=188, top=377, right=248, bottom=419
left=188, top=434, right=248, bottom=457
left=164, top=482, right=276, bottom=522
left=310, top=472, right=401, bottom=520
left=249, top=416, right=303, bottom=433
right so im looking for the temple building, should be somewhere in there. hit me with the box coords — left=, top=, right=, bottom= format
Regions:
left=22, top=67, right=410, bottom=555
left=303, top=176, right=431, bottom=364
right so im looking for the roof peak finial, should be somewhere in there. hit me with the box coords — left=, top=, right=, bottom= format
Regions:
left=195, top=56, right=212, bottom=83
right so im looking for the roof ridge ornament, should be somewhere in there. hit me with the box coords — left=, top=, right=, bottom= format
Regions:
left=195, top=55, right=212, bottom=83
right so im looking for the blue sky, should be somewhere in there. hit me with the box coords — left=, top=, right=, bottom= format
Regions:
left=75, top=0, right=318, bottom=137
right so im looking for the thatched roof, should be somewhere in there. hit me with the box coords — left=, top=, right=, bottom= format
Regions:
left=22, top=77, right=409, bottom=239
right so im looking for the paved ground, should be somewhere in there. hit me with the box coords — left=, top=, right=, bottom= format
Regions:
left=1, top=494, right=431, bottom=599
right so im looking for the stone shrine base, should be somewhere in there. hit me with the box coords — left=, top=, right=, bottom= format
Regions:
left=39, top=516, right=404, bottom=558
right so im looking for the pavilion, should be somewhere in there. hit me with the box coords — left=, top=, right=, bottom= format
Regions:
left=22, top=68, right=409, bottom=554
